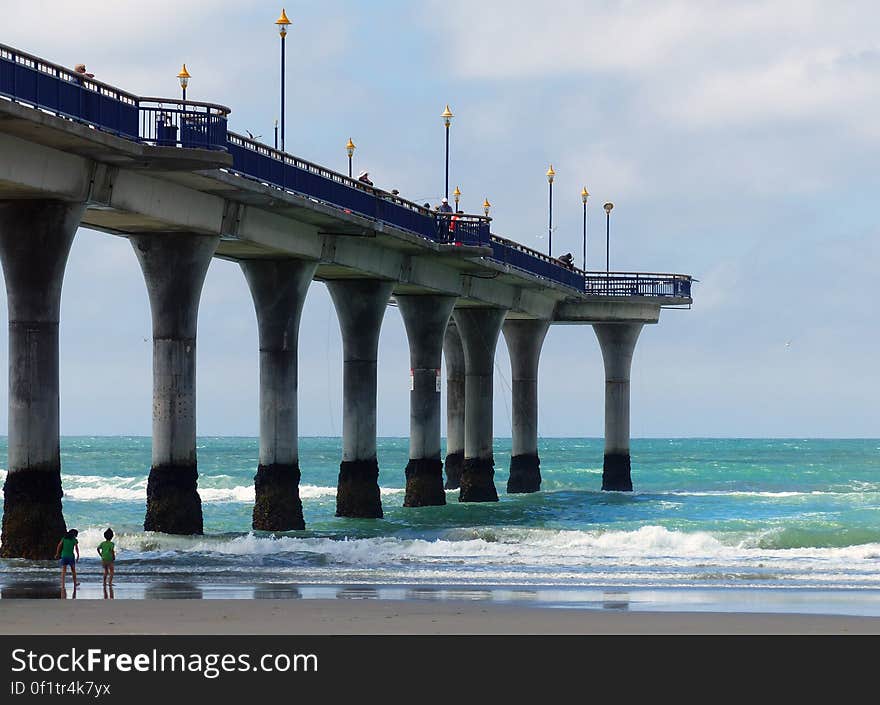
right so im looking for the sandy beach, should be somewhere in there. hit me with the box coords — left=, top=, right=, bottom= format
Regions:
left=3, top=598, right=880, bottom=635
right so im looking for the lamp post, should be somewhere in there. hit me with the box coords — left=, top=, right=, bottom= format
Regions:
left=604, top=201, right=614, bottom=275
left=483, top=198, right=491, bottom=217
left=581, top=186, right=589, bottom=271
left=177, top=64, right=190, bottom=101
left=276, top=8, right=292, bottom=152
left=274, top=119, right=278, bottom=149
left=546, top=164, right=555, bottom=256
left=346, top=137, right=356, bottom=178
left=453, top=185, right=461, bottom=212
left=441, top=104, right=454, bottom=200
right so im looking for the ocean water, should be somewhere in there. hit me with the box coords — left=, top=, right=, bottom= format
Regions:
left=2, top=437, right=880, bottom=611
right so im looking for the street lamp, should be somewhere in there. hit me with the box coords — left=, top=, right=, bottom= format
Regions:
left=546, top=164, right=555, bottom=256
left=275, top=8, right=292, bottom=152
left=581, top=186, right=589, bottom=271
left=604, top=201, right=614, bottom=275
left=453, top=185, right=461, bottom=212
left=177, top=64, right=190, bottom=101
left=441, top=104, right=454, bottom=200
left=346, top=137, right=356, bottom=178
left=274, top=119, right=278, bottom=149
left=483, top=198, right=491, bottom=217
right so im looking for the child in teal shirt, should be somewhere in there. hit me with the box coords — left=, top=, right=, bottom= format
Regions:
left=96, top=528, right=116, bottom=585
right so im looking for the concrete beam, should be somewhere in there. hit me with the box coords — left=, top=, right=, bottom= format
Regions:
left=108, top=169, right=227, bottom=235
left=0, top=200, right=84, bottom=559
left=241, top=259, right=318, bottom=531
left=453, top=307, right=508, bottom=502
left=0, top=111, right=688, bottom=321
left=593, top=323, right=644, bottom=492
left=502, top=319, right=552, bottom=493
left=553, top=300, right=661, bottom=324
left=327, top=279, right=395, bottom=518
left=0, top=133, right=93, bottom=201
left=396, top=294, right=457, bottom=507
left=131, top=232, right=219, bottom=534
left=235, top=206, right=324, bottom=260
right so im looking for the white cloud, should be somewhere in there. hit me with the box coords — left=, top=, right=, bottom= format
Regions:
left=430, top=0, right=880, bottom=131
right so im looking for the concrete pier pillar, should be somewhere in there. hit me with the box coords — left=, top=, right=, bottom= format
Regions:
left=593, top=322, right=643, bottom=491
left=442, top=322, right=466, bottom=489
left=502, top=318, right=551, bottom=493
left=0, top=200, right=84, bottom=559
left=131, top=232, right=219, bottom=534
left=396, top=294, right=457, bottom=507
left=327, top=279, right=395, bottom=518
left=241, top=259, right=317, bottom=531
left=452, top=307, right=508, bottom=502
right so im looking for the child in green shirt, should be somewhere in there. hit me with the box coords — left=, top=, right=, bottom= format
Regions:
left=97, top=528, right=116, bottom=585
left=54, top=528, right=80, bottom=589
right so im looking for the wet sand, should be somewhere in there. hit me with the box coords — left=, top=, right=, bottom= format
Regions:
left=4, top=578, right=880, bottom=634
left=3, top=597, right=880, bottom=634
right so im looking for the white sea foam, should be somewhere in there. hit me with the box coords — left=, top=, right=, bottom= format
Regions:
left=664, top=490, right=863, bottom=498
left=34, top=524, right=880, bottom=591
left=68, top=525, right=880, bottom=565
left=60, top=479, right=403, bottom=503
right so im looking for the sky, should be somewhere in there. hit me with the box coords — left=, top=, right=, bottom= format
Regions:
left=1, top=0, right=878, bottom=438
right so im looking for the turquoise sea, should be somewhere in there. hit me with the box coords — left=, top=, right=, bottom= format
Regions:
left=2, top=437, right=880, bottom=613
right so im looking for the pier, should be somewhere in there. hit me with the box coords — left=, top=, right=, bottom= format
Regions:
left=0, top=43, right=693, bottom=558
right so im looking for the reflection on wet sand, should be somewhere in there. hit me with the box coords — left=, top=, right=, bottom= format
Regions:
left=103, top=584, right=115, bottom=600
left=143, top=582, right=204, bottom=599
left=602, top=591, right=630, bottom=611
left=1, top=580, right=61, bottom=599
left=336, top=586, right=379, bottom=600
left=405, top=587, right=442, bottom=601
left=444, top=588, right=493, bottom=601
left=253, top=584, right=301, bottom=599
left=506, top=590, right=539, bottom=603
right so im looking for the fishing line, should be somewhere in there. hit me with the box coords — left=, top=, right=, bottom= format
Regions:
left=475, top=321, right=513, bottom=439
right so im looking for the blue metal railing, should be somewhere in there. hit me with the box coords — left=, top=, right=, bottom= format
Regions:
left=0, top=44, right=229, bottom=150
left=490, top=235, right=586, bottom=290
left=227, top=131, right=491, bottom=245
left=0, top=42, right=692, bottom=300
left=583, top=272, right=692, bottom=298
left=0, top=44, right=139, bottom=140
left=436, top=212, right=488, bottom=246
left=139, top=98, right=228, bottom=150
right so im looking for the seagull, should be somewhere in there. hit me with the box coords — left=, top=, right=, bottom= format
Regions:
left=246, top=130, right=262, bottom=140
left=784, top=340, right=792, bottom=349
